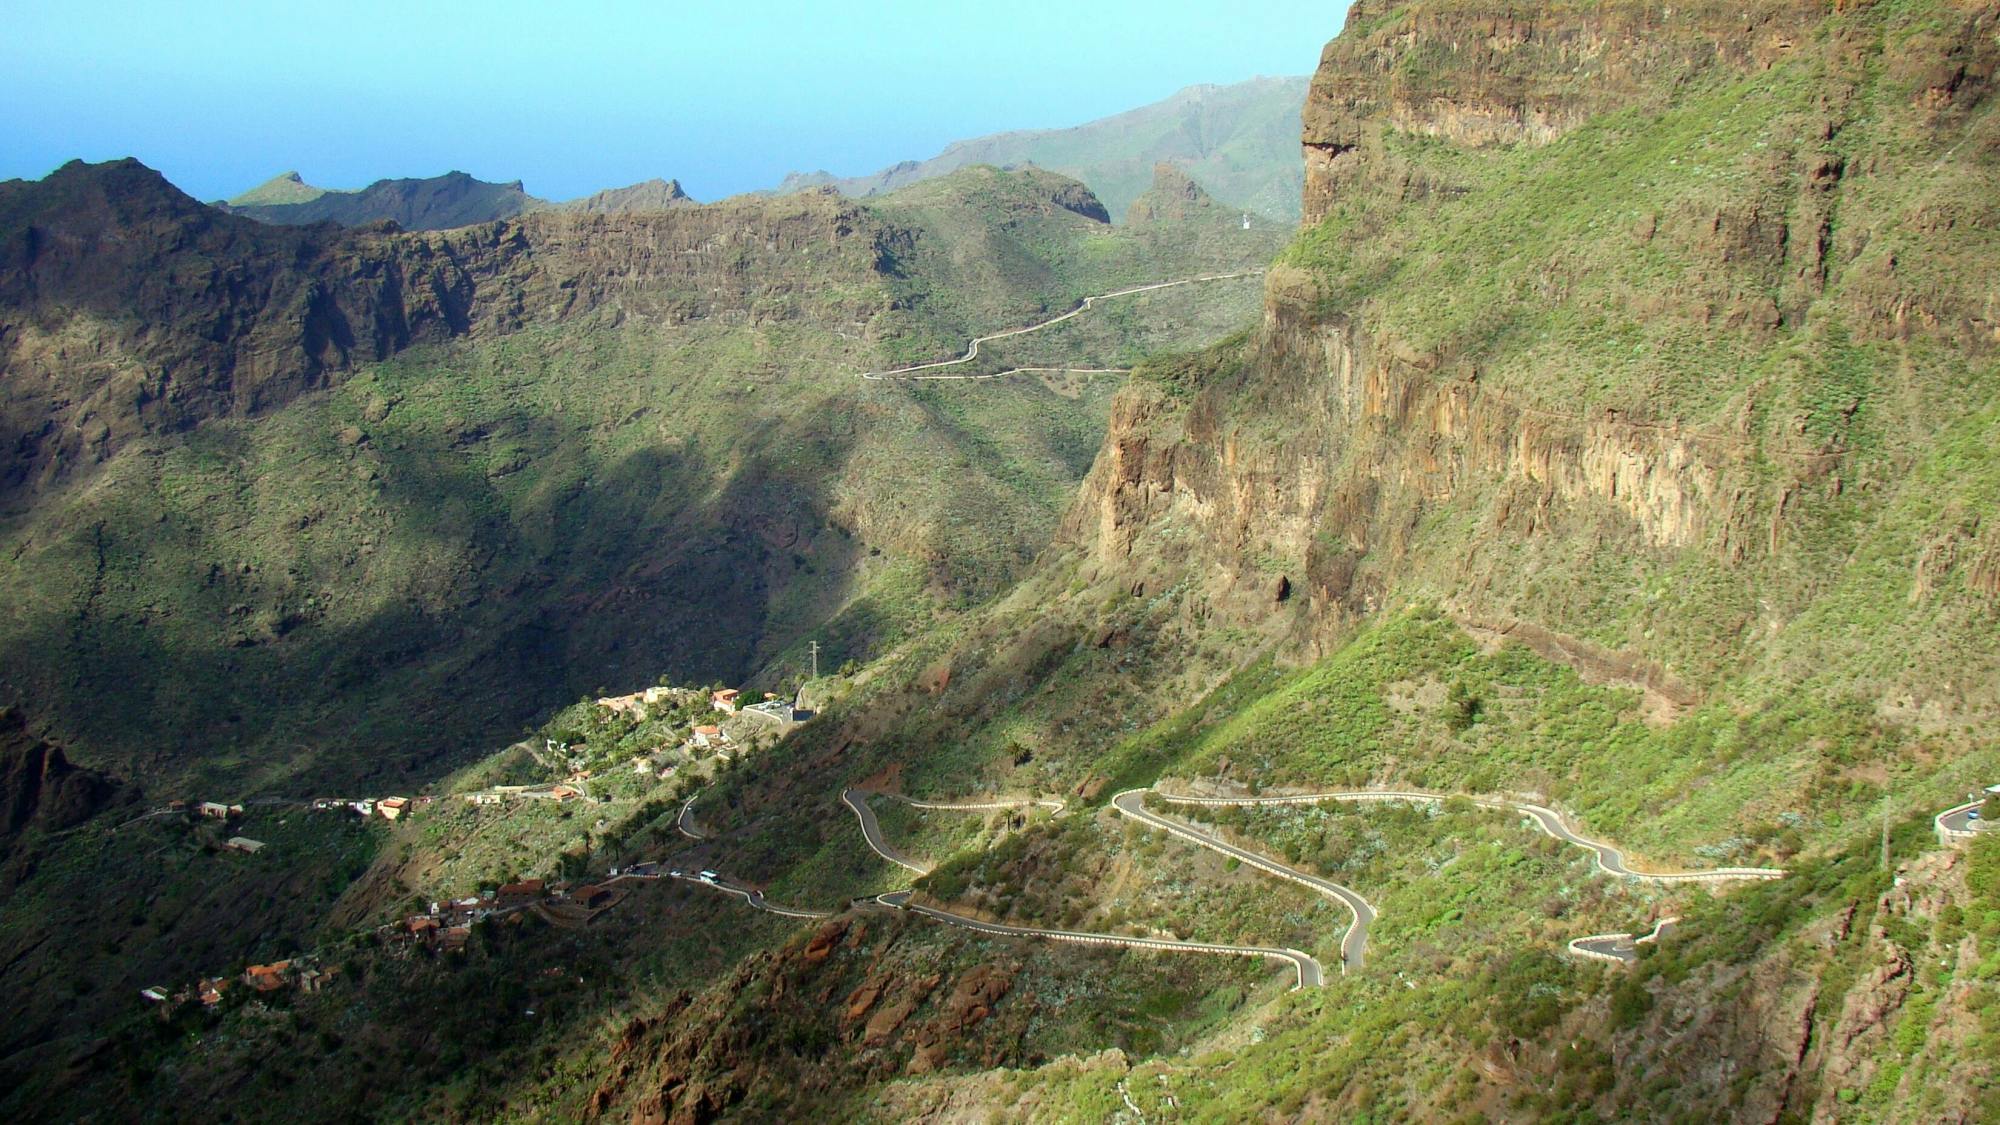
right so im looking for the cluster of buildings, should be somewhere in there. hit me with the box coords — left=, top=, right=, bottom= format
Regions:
left=165, top=800, right=268, bottom=855
left=387, top=884, right=524, bottom=952
left=462, top=783, right=589, bottom=806
left=141, top=957, right=339, bottom=1012
left=313, top=795, right=433, bottom=820
left=383, top=869, right=648, bottom=952
left=597, top=684, right=698, bottom=718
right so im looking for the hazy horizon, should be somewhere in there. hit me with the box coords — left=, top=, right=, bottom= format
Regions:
left=2, top=1, right=1344, bottom=204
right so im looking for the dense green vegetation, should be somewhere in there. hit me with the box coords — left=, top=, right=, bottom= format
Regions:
left=11, top=0, right=2000, bottom=1118
left=0, top=165, right=1277, bottom=798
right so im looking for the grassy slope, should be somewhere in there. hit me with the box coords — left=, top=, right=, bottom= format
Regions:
left=837, top=1, right=2000, bottom=1115
left=0, top=168, right=1278, bottom=797
left=1278, top=9, right=2000, bottom=714
left=0, top=166, right=1286, bottom=1114
left=24, top=4, right=2000, bottom=1119
left=600, top=1, right=1998, bottom=1117
left=792, top=76, right=1310, bottom=221
left=223, top=171, right=326, bottom=207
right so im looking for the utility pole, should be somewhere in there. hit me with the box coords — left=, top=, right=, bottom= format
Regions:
left=808, top=640, right=820, bottom=680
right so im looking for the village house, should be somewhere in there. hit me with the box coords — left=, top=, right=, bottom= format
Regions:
left=139, top=986, right=170, bottom=1003
left=243, top=961, right=293, bottom=993
left=497, top=879, right=546, bottom=909
left=711, top=688, right=740, bottom=713
left=197, top=801, right=240, bottom=820
left=464, top=792, right=501, bottom=806
left=377, top=796, right=410, bottom=821
left=571, top=884, right=613, bottom=910
left=690, top=725, right=728, bottom=750
left=224, top=836, right=266, bottom=855
left=198, top=977, right=234, bottom=1007
left=597, top=692, right=647, bottom=716
left=440, top=924, right=471, bottom=952
left=297, top=965, right=341, bottom=994
left=351, top=799, right=374, bottom=816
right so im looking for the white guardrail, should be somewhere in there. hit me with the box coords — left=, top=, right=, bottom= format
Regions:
left=1937, top=801, right=1984, bottom=846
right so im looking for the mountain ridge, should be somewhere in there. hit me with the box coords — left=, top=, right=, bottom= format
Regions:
left=778, top=75, right=1311, bottom=221
left=217, top=168, right=547, bottom=229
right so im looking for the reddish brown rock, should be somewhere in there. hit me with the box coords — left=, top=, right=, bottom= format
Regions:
left=803, top=920, right=847, bottom=963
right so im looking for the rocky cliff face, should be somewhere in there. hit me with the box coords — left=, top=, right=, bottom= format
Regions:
left=1302, top=0, right=1828, bottom=224
left=0, top=160, right=885, bottom=505
left=561, top=178, right=694, bottom=214
left=1065, top=0, right=2000, bottom=715
left=0, top=710, right=119, bottom=846
left=1124, top=163, right=1228, bottom=226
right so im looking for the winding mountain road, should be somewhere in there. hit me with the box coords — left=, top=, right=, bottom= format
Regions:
left=685, top=780, right=1789, bottom=990
left=840, top=788, right=934, bottom=875
left=872, top=891, right=1320, bottom=989
left=1937, top=799, right=1986, bottom=844
left=1568, top=916, right=1678, bottom=965
left=845, top=788, right=1323, bottom=989
left=670, top=872, right=832, bottom=920
left=876, top=792, right=1068, bottom=815
left=1111, top=789, right=1373, bottom=973
left=1149, top=789, right=1785, bottom=884
left=677, top=793, right=708, bottom=840
left=858, top=271, right=1262, bottom=382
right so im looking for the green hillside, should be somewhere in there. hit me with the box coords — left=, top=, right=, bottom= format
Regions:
left=0, top=163, right=1278, bottom=797
left=780, top=75, right=1310, bottom=221
left=223, top=170, right=326, bottom=206
left=11, top=0, right=2000, bottom=1121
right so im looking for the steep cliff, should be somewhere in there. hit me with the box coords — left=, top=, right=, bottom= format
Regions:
left=1068, top=0, right=2000, bottom=719
left=0, top=710, right=120, bottom=847
left=0, top=160, right=889, bottom=506
left=1300, top=1, right=1831, bottom=223
left=0, top=160, right=1277, bottom=790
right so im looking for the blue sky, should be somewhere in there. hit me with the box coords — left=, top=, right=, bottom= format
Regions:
left=1, top=1, right=1347, bottom=202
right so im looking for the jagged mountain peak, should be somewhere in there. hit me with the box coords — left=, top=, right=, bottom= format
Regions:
left=561, top=177, right=695, bottom=214
left=1124, top=161, right=1228, bottom=225
left=226, top=169, right=327, bottom=207
left=219, top=170, right=546, bottom=231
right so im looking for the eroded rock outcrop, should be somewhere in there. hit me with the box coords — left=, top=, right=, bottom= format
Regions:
left=1061, top=0, right=2000, bottom=718
left=0, top=709, right=119, bottom=843
left=1302, top=1, right=1827, bottom=223
left=0, top=159, right=888, bottom=503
